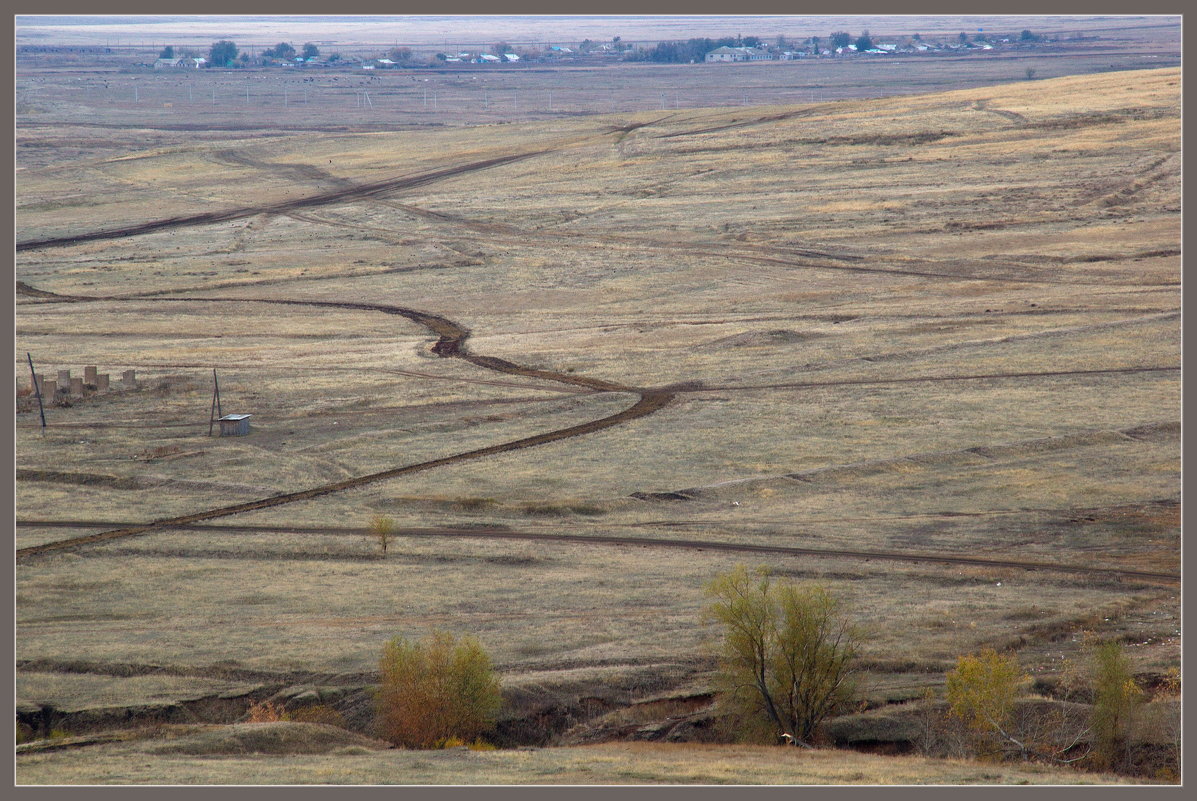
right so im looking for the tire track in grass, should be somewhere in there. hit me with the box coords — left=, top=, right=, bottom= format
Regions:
left=13, top=519, right=1177, bottom=583
left=15, top=150, right=547, bottom=252
left=15, top=287, right=673, bottom=560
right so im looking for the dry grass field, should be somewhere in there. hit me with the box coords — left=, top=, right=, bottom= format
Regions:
left=15, top=726, right=1144, bottom=785
left=14, top=55, right=1179, bottom=785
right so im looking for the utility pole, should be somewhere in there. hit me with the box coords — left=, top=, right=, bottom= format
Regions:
left=26, top=353, right=46, bottom=432
left=208, top=368, right=222, bottom=436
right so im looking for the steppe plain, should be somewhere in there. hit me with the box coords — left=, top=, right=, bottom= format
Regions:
left=14, top=53, right=1180, bottom=783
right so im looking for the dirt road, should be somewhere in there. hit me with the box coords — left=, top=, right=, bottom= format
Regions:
left=15, top=287, right=672, bottom=560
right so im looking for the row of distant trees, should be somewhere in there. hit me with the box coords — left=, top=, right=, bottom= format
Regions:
left=157, top=40, right=326, bottom=67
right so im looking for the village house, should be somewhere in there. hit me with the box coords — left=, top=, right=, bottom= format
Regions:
left=705, top=46, right=772, bottom=63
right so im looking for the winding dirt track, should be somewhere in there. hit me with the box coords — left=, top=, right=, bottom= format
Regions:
left=15, top=284, right=1180, bottom=580
left=15, top=289, right=669, bottom=560
left=13, top=520, right=1179, bottom=583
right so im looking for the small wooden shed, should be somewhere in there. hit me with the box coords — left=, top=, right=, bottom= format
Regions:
left=217, top=414, right=252, bottom=437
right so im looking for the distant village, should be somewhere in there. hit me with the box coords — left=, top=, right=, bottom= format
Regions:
left=75, top=28, right=1059, bottom=71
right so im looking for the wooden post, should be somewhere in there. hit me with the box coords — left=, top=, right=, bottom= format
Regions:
left=27, top=353, right=46, bottom=431
left=208, top=369, right=219, bottom=435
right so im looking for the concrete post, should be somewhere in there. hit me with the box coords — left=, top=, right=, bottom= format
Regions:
left=122, top=370, right=137, bottom=388
left=70, top=377, right=84, bottom=396
left=57, top=369, right=71, bottom=384
left=42, top=378, right=57, bottom=397
left=96, top=374, right=110, bottom=391
left=84, top=366, right=98, bottom=384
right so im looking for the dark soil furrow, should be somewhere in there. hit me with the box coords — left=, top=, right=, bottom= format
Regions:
left=684, top=365, right=1179, bottom=393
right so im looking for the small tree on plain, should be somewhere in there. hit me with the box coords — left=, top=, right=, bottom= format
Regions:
left=302, top=42, right=319, bottom=59
left=1020, top=29, right=1038, bottom=42
left=389, top=47, right=412, bottom=62
left=706, top=565, right=857, bottom=747
left=376, top=631, right=503, bottom=749
left=369, top=515, right=395, bottom=557
left=271, top=42, right=296, bottom=61
left=946, top=648, right=1025, bottom=760
left=159, top=45, right=174, bottom=59
left=828, top=31, right=852, bottom=50
left=208, top=40, right=238, bottom=67
left=946, top=649, right=1089, bottom=764
left=1090, top=639, right=1144, bottom=771
left=855, top=32, right=874, bottom=51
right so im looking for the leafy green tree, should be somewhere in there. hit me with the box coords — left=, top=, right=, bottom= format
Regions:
left=855, top=32, right=874, bottom=51
left=389, top=47, right=412, bottom=62
left=302, top=42, right=319, bottom=59
left=376, top=631, right=503, bottom=749
left=706, top=566, right=857, bottom=747
left=829, top=31, right=852, bottom=50
left=159, top=45, right=174, bottom=59
left=1090, top=640, right=1144, bottom=771
left=271, top=42, right=296, bottom=60
left=1020, top=29, right=1038, bottom=42
left=810, top=36, right=821, bottom=54
left=208, top=40, right=238, bottom=67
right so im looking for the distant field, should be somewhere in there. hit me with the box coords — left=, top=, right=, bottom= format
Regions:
left=14, top=17, right=1180, bottom=139
left=14, top=60, right=1179, bottom=784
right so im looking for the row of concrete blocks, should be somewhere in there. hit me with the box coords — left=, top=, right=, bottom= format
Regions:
left=18, top=368, right=137, bottom=398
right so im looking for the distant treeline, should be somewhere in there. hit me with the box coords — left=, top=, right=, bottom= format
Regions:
left=625, top=36, right=762, bottom=63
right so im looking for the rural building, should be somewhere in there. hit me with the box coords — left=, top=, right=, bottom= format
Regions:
left=705, top=46, right=771, bottom=62
left=217, top=414, right=252, bottom=436
left=153, top=57, right=185, bottom=69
